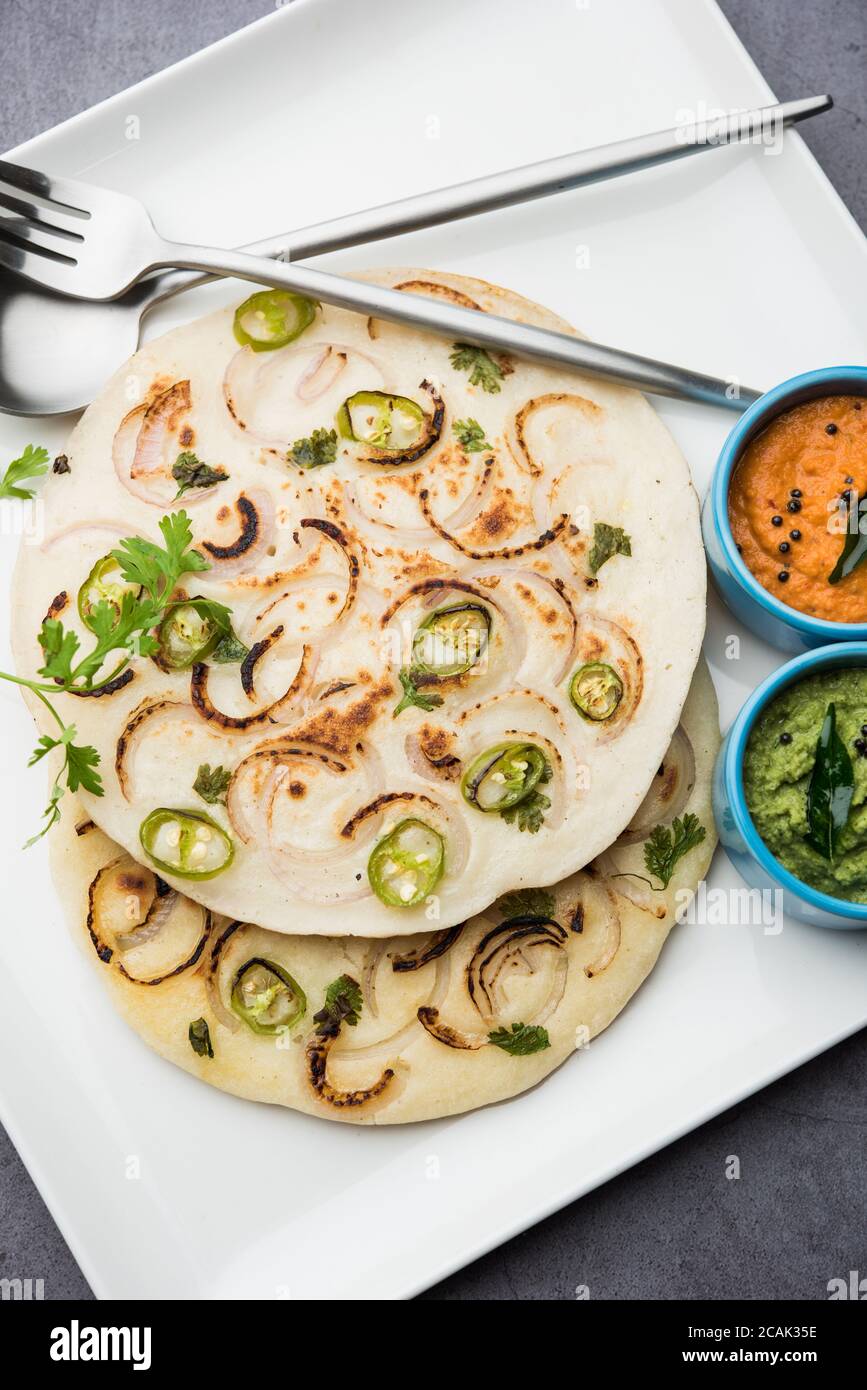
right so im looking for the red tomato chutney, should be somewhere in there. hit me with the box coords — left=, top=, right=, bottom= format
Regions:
left=728, top=395, right=867, bottom=622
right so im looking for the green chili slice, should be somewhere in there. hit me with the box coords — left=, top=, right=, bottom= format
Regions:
left=336, top=390, right=426, bottom=450
left=569, top=662, right=623, bottom=722
left=232, top=289, right=317, bottom=351
left=139, top=808, right=234, bottom=880
left=77, top=555, right=142, bottom=632
left=230, top=958, right=306, bottom=1035
left=461, top=741, right=548, bottom=813
left=156, top=599, right=224, bottom=670
left=368, top=818, right=445, bottom=908
left=411, top=602, right=491, bottom=678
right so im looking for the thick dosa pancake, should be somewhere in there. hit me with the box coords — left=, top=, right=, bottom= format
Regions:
left=16, top=269, right=705, bottom=936
left=50, top=663, right=718, bottom=1125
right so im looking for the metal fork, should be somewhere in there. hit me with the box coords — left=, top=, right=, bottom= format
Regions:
left=0, top=100, right=826, bottom=409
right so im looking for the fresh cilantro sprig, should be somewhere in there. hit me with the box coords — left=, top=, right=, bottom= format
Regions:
left=392, top=668, right=444, bottom=718
left=489, top=1022, right=550, bottom=1055
left=0, top=444, right=50, bottom=501
left=643, top=813, right=707, bottom=889
left=193, top=763, right=232, bottom=806
left=172, top=451, right=228, bottom=500
left=453, top=418, right=491, bottom=452
left=449, top=344, right=505, bottom=394
left=0, top=510, right=210, bottom=844
left=289, top=428, right=338, bottom=470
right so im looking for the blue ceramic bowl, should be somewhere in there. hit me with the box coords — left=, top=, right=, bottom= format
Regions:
left=703, top=366, right=867, bottom=653
left=713, top=642, right=867, bottom=930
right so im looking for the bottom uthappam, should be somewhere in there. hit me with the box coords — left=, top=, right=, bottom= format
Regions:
left=50, top=663, right=719, bottom=1125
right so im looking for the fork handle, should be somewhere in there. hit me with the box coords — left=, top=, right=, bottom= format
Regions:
left=141, top=95, right=829, bottom=315
left=157, top=239, right=759, bottom=410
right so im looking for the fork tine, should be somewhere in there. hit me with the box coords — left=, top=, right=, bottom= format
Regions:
left=0, top=231, right=79, bottom=296
left=0, top=158, right=91, bottom=217
left=0, top=216, right=78, bottom=262
left=0, top=238, right=78, bottom=294
left=0, top=188, right=85, bottom=240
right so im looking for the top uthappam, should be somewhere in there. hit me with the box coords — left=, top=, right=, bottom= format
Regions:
left=13, top=269, right=705, bottom=936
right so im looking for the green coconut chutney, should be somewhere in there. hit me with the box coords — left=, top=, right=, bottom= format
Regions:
left=744, top=667, right=867, bottom=902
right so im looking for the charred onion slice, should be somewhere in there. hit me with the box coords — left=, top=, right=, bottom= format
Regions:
left=338, top=380, right=443, bottom=465
left=306, top=1009, right=395, bottom=1109
left=593, top=852, right=666, bottom=920
left=113, top=381, right=196, bottom=507
left=509, top=392, right=604, bottom=477
left=87, top=855, right=210, bottom=984
left=139, top=808, right=234, bottom=880
left=467, top=915, right=568, bottom=1022
left=190, top=643, right=316, bottom=730
left=116, top=698, right=196, bottom=801
left=226, top=742, right=348, bottom=845
left=461, top=741, right=547, bottom=813
left=617, top=726, right=695, bottom=845
left=412, top=602, right=491, bottom=678
left=391, top=925, right=464, bottom=972
left=230, top=958, right=306, bottom=1034
left=417, top=1006, right=489, bottom=1051
left=419, top=488, right=570, bottom=560
left=575, top=873, right=625, bottom=972
left=200, top=493, right=259, bottom=562
left=368, top=818, right=445, bottom=908
left=70, top=669, right=135, bottom=700
left=569, top=662, right=623, bottom=722
left=240, top=625, right=284, bottom=700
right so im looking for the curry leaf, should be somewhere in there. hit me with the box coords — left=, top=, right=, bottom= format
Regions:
left=804, top=702, right=854, bottom=862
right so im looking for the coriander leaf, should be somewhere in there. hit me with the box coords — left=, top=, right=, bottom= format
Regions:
left=588, top=522, right=632, bottom=575
left=37, top=619, right=80, bottom=683
left=314, top=974, right=363, bottom=1031
left=449, top=344, right=505, bottom=394
left=499, top=758, right=552, bottom=833
left=172, top=450, right=228, bottom=500
left=111, top=509, right=208, bottom=602
left=289, top=427, right=338, bottom=470
left=392, top=667, right=444, bottom=718
left=488, top=1022, right=550, bottom=1056
left=643, top=812, right=707, bottom=889
left=804, top=702, right=855, bottom=862
left=193, top=763, right=232, bottom=805
left=65, top=741, right=103, bottom=796
left=453, top=417, right=491, bottom=452
left=188, top=1018, right=215, bottom=1059
left=0, top=444, right=50, bottom=501
left=496, top=887, right=556, bottom=920
left=501, top=789, right=551, bottom=834
left=211, top=630, right=249, bottom=665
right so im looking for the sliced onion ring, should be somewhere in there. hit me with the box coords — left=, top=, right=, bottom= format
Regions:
left=115, top=698, right=197, bottom=802
left=617, top=726, right=696, bottom=845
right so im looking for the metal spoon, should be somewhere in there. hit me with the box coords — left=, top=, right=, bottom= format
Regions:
left=0, top=95, right=831, bottom=416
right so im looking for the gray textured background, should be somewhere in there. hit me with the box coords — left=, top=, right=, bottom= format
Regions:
left=1, top=0, right=865, bottom=1302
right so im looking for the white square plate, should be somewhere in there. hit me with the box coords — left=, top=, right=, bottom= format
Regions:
left=2, top=0, right=866, bottom=1300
